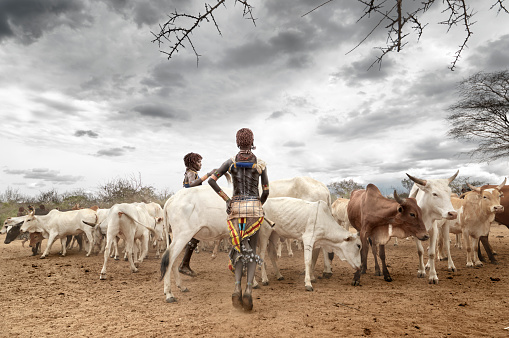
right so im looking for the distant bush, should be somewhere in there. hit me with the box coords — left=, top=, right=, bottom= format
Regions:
left=0, top=174, right=174, bottom=226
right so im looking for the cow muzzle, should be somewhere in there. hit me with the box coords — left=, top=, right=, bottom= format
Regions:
left=493, top=205, right=504, bottom=213
left=445, top=211, right=458, bottom=220
left=418, top=234, right=430, bottom=241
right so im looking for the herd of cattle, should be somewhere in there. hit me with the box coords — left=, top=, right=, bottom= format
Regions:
left=2, top=173, right=509, bottom=303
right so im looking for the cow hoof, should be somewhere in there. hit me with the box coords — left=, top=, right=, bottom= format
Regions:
left=322, top=272, right=333, bottom=279
left=351, top=280, right=360, bottom=286
left=211, top=254, right=217, bottom=259
left=166, top=297, right=177, bottom=303
left=440, top=257, right=448, bottom=261
left=384, top=276, right=393, bottom=282
left=180, top=287, right=189, bottom=293
left=491, top=260, right=499, bottom=265
left=262, top=281, right=269, bottom=286
left=417, top=271, right=426, bottom=278
left=114, top=256, right=119, bottom=261
left=253, top=284, right=261, bottom=289
left=277, top=276, right=284, bottom=281
left=305, top=285, right=314, bottom=291
left=132, top=268, right=138, bottom=273
left=374, top=271, right=382, bottom=277
left=288, top=253, right=293, bottom=258
left=428, top=278, right=439, bottom=285
left=311, top=278, right=316, bottom=283
left=40, top=256, right=46, bottom=259
left=448, top=267, right=457, bottom=272
left=99, top=274, right=107, bottom=280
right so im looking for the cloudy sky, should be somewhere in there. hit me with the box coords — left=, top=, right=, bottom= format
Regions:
left=1, top=0, right=509, bottom=198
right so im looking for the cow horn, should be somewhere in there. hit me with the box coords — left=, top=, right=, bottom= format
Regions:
left=394, top=190, right=404, bottom=204
left=467, top=183, right=481, bottom=192
left=497, top=177, right=507, bottom=190
left=448, top=170, right=459, bottom=183
left=406, top=173, right=427, bottom=186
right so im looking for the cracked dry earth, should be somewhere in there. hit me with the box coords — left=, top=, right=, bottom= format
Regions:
left=1, top=224, right=509, bottom=337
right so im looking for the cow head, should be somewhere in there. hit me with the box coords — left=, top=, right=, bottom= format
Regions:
left=29, top=232, right=43, bottom=247
left=467, top=178, right=506, bottom=216
left=21, top=211, right=37, bottom=232
left=393, top=191, right=429, bottom=241
left=4, top=221, right=23, bottom=244
left=407, top=171, right=459, bottom=222
left=334, top=234, right=362, bottom=271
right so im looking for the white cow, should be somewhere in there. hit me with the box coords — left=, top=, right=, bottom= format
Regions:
left=268, top=176, right=335, bottom=276
left=408, top=171, right=459, bottom=284
left=161, top=186, right=233, bottom=303
left=21, top=208, right=98, bottom=258
left=99, top=203, right=162, bottom=279
left=259, top=197, right=361, bottom=291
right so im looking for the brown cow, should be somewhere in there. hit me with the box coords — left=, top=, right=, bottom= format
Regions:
left=347, top=184, right=429, bottom=285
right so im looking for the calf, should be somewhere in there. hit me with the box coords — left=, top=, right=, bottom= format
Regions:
left=348, top=184, right=429, bottom=286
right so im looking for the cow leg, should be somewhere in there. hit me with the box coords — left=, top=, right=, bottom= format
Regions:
left=378, top=244, right=392, bottom=282
left=415, top=238, right=426, bottom=278
left=60, top=238, right=67, bottom=256
left=121, top=235, right=138, bottom=273
left=472, top=236, right=483, bottom=267
left=370, top=240, right=381, bottom=276
left=303, top=239, right=315, bottom=291
left=82, top=228, right=95, bottom=257
left=100, top=237, right=113, bottom=279
left=40, top=233, right=58, bottom=259
left=322, top=247, right=333, bottom=278
left=455, top=233, right=463, bottom=249
left=479, top=235, right=497, bottom=264
left=442, top=222, right=456, bottom=272
left=163, top=234, right=194, bottom=302
left=310, top=248, right=321, bottom=282
left=426, top=222, right=439, bottom=284
left=211, top=240, right=219, bottom=259
left=286, top=239, right=294, bottom=257
left=352, top=235, right=370, bottom=286
left=276, top=240, right=283, bottom=259
left=113, top=237, right=120, bottom=260
left=267, top=236, right=283, bottom=281
left=464, top=231, right=475, bottom=267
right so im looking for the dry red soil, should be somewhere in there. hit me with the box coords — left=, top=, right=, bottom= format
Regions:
left=1, top=224, right=509, bottom=337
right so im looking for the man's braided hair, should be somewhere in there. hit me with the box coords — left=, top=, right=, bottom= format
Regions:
left=236, top=128, right=255, bottom=149
left=184, top=152, right=202, bottom=170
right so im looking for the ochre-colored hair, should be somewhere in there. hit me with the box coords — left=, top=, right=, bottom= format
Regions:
left=236, top=128, right=254, bottom=149
left=184, top=152, right=202, bottom=169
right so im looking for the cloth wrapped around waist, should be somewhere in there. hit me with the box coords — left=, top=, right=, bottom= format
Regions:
left=228, top=196, right=264, bottom=220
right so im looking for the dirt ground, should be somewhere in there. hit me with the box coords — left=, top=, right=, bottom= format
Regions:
left=1, top=224, right=509, bottom=338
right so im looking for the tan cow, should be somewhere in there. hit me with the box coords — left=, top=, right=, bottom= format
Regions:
left=437, top=179, right=505, bottom=268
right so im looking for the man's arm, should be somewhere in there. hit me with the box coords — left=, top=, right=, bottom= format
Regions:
left=260, top=168, right=269, bottom=204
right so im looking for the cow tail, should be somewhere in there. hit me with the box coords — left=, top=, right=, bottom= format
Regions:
left=160, top=248, right=170, bottom=281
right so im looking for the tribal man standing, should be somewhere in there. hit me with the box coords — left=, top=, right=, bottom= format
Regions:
left=208, top=128, right=269, bottom=311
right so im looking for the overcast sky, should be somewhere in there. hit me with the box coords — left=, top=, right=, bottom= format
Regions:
left=1, top=0, right=509, bottom=198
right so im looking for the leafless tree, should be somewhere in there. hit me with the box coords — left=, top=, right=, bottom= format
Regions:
left=447, top=70, right=509, bottom=162
left=152, top=0, right=508, bottom=70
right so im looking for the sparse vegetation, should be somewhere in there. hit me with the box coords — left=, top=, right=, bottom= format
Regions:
left=0, top=174, right=174, bottom=228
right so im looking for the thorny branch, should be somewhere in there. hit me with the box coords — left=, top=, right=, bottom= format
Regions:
left=151, top=0, right=256, bottom=66
left=153, top=0, right=508, bottom=70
